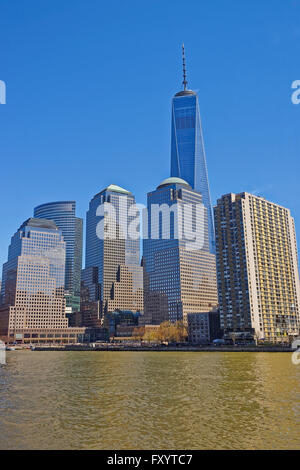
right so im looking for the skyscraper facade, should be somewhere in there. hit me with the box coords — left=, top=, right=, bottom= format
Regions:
left=34, top=201, right=83, bottom=313
left=170, top=46, right=215, bottom=254
left=143, top=177, right=218, bottom=325
left=83, top=184, right=143, bottom=321
left=214, top=193, right=300, bottom=343
left=80, top=266, right=101, bottom=327
left=0, top=218, right=84, bottom=344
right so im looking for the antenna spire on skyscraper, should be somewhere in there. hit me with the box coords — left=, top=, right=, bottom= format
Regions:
left=182, top=43, right=188, bottom=90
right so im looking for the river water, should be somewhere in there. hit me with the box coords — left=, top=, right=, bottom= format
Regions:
left=0, top=351, right=299, bottom=449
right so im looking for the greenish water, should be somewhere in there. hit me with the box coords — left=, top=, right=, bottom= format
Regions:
left=0, top=351, right=299, bottom=450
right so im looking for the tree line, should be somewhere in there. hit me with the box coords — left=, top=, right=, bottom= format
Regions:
left=132, top=321, right=187, bottom=344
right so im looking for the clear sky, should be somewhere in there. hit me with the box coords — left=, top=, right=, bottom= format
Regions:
left=0, top=0, right=299, bottom=270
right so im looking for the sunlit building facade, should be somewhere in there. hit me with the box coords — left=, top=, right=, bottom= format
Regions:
left=34, top=201, right=83, bottom=313
left=214, top=193, right=300, bottom=343
left=143, top=177, right=218, bottom=324
left=0, top=218, right=84, bottom=343
left=83, top=184, right=143, bottom=323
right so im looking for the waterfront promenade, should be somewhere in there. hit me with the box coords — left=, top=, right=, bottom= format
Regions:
left=31, top=344, right=293, bottom=353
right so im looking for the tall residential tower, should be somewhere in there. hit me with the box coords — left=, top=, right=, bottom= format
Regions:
left=214, top=193, right=300, bottom=343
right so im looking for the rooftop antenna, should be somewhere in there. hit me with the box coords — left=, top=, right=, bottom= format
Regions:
left=182, top=43, right=188, bottom=90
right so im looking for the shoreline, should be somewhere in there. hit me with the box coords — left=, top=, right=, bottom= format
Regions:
left=29, top=345, right=293, bottom=353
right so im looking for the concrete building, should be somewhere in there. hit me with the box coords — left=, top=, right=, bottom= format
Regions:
left=103, top=310, right=141, bottom=337
left=214, top=193, right=300, bottom=343
left=0, top=218, right=84, bottom=344
left=187, top=311, right=222, bottom=344
left=143, top=177, right=218, bottom=324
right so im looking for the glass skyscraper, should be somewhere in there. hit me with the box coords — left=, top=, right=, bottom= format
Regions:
left=143, top=177, right=218, bottom=324
left=170, top=47, right=215, bottom=254
left=34, top=201, right=83, bottom=313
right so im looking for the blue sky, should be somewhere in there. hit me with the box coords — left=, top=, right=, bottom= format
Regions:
left=0, top=0, right=299, bottom=269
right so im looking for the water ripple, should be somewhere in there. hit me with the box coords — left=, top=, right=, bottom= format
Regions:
left=0, top=351, right=299, bottom=449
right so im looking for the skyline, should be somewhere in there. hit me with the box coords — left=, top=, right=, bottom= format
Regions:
left=0, top=0, right=300, bottom=270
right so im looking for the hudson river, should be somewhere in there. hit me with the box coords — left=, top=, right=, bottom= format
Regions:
left=0, top=351, right=299, bottom=449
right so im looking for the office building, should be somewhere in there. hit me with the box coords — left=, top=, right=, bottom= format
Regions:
left=34, top=201, right=83, bottom=313
left=80, top=266, right=102, bottom=327
left=104, top=310, right=141, bottom=338
left=187, top=311, right=222, bottom=344
left=83, top=184, right=143, bottom=323
left=143, top=177, right=218, bottom=324
left=170, top=45, right=215, bottom=254
left=0, top=218, right=84, bottom=344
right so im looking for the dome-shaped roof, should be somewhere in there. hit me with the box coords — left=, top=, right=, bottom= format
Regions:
left=106, top=184, right=131, bottom=195
left=93, top=184, right=132, bottom=200
left=157, top=177, right=191, bottom=189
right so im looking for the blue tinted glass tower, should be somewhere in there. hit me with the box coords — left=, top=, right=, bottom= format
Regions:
left=170, top=45, right=215, bottom=254
left=34, top=201, right=83, bottom=313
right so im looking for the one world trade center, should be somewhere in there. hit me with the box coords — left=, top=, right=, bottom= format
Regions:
left=170, top=45, right=215, bottom=254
